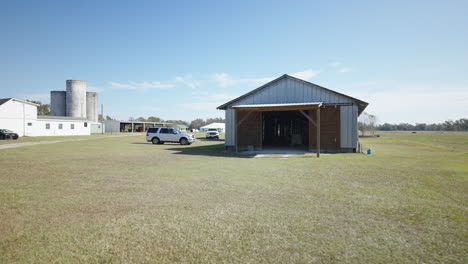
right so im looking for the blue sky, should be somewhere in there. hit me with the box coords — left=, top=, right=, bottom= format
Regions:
left=1, top=0, right=467, bottom=123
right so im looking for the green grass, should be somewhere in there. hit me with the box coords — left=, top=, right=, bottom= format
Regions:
left=0, top=132, right=466, bottom=263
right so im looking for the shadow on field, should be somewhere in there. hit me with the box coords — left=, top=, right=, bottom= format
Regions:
left=195, top=137, right=225, bottom=142
left=167, top=143, right=253, bottom=158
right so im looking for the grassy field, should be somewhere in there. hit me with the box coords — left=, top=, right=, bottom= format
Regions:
left=0, top=133, right=126, bottom=145
left=0, top=132, right=466, bottom=263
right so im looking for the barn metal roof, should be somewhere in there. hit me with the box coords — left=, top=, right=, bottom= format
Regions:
left=217, top=74, right=369, bottom=114
left=232, top=102, right=322, bottom=111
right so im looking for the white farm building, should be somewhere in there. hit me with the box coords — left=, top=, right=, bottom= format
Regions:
left=200, top=123, right=225, bottom=133
left=0, top=98, right=97, bottom=136
left=0, top=80, right=102, bottom=137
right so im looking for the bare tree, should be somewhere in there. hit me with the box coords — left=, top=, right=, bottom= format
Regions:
left=27, top=100, right=50, bottom=115
left=359, top=112, right=377, bottom=136
left=147, top=116, right=162, bottom=122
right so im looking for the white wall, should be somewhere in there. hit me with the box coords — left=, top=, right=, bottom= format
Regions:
left=103, top=120, right=120, bottom=133
left=29, top=119, right=91, bottom=136
left=0, top=99, right=92, bottom=137
left=0, top=99, right=37, bottom=136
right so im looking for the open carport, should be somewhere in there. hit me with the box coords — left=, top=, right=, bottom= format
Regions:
left=217, top=74, right=368, bottom=155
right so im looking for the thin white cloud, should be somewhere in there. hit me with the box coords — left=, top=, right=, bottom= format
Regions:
left=15, top=93, right=49, bottom=103
left=174, top=75, right=200, bottom=89
left=211, top=73, right=275, bottom=87
left=109, top=81, right=174, bottom=90
left=339, top=67, right=353, bottom=73
left=290, top=69, right=320, bottom=81
left=211, top=70, right=320, bottom=87
left=88, top=86, right=104, bottom=93
left=212, top=73, right=237, bottom=87
left=330, top=62, right=354, bottom=73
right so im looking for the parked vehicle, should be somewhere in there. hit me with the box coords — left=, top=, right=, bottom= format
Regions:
left=146, top=127, right=195, bottom=145
left=0, top=129, right=19, bottom=140
left=205, top=128, right=219, bottom=139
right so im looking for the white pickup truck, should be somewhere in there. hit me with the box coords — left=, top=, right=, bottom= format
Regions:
left=205, top=128, right=219, bottom=139
left=146, top=127, right=195, bottom=145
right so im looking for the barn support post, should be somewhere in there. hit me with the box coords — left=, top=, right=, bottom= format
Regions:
left=317, top=107, right=320, bottom=158
left=299, top=110, right=317, bottom=127
left=235, top=110, right=238, bottom=152
left=299, top=109, right=320, bottom=158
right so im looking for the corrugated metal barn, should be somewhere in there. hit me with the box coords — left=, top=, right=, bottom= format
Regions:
left=217, top=74, right=368, bottom=155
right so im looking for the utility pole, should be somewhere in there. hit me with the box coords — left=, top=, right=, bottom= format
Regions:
left=101, top=104, right=104, bottom=134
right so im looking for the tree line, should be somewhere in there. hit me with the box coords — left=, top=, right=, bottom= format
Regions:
left=377, top=119, right=468, bottom=131
left=358, top=111, right=468, bottom=135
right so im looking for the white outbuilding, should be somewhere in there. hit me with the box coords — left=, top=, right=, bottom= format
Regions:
left=0, top=98, right=96, bottom=137
left=200, top=123, right=225, bottom=133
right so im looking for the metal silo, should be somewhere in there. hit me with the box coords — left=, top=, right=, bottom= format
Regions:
left=86, top=92, right=98, bottom=122
left=66, top=80, right=87, bottom=118
left=50, top=91, right=66, bottom=116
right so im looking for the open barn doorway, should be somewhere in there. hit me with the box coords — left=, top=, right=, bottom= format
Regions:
left=262, top=111, right=309, bottom=149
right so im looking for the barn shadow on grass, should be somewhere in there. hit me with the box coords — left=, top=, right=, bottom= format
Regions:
left=167, top=143, right=254, bottom=158
left=195, top=137, right=225, bottom=142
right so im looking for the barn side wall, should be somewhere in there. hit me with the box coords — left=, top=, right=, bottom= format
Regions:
left=340, top=105, right=358, bottom=149
left=236, top=111, right=262, bottom=150
left=308, top=107, right=341, bottom=152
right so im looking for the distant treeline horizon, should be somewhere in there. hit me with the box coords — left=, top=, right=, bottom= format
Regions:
left=377, top=118, right=467, bottom=131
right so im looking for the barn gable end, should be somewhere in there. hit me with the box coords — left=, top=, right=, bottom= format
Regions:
left=218, top=74, right=368, bottom=152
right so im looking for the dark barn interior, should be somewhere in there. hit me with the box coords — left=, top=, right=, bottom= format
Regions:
left=262, top=111, right=309, bottom=149
left=236, top=106, right=341, bottom=153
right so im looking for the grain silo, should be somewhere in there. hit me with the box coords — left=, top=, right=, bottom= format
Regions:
left=66, top=80, right=87, bottom=118
left=86, top=92, right=98, bottom=122
left=50, top=91, right=66, bottom=116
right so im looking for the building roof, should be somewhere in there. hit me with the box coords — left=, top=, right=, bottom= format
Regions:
left=0, top=98, right=11, bottom=106
left=201, top=122, right=225, bottom=129
left=217, top=74, right=369, bottom=114
left=104, top=120, right=172, bottom=125
left=232, top=102, right=322, bottom=111
left=38, top=115, right=88, bottom=121
left=174, top=124, right=189, bottom=128
left=0, top=98, right=40, bottom=107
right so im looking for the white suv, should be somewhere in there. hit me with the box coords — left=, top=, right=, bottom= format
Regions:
left=205, top=128, right=219, bottom=139
left=146, top=127, right=195, bottom=145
